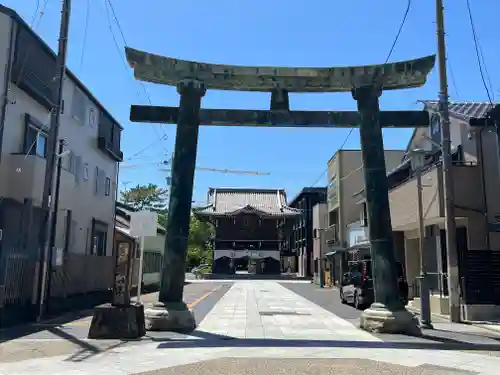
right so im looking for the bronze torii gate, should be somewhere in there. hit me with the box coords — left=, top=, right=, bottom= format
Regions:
left=126, top=47, right=435, bottom=335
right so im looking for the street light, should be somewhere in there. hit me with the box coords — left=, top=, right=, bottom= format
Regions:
left=409, top=148, right=433, bottom=329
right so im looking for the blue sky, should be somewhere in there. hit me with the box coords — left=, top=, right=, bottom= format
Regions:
left=7, top=0, right=499, bottom=203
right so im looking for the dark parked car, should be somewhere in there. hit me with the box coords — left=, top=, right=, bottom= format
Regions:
left=339, top=259, right=408, bottom=309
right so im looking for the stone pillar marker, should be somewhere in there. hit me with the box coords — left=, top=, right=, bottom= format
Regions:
left=353, top=85, right=421, bottom=336
left=144, top=79, right=206, bottom=332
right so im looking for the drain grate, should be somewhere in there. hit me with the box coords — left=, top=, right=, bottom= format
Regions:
left=259, top=311, right=311, bottom=316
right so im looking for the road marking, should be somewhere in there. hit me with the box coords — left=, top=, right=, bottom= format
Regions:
left=55, top=286, right=223, bottom=327
left=18, top=286, right=225, bottom=329
left=187, top=285, right=222, bottom=309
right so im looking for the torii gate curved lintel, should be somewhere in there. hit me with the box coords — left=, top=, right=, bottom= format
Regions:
left=125, top=47, right=435, bottom=93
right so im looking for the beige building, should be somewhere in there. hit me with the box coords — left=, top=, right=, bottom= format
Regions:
left=324, top=149, right=405, bottom=248
left=355, top=101, right=500, bottom=321
left=0, top=6, right=122, bottom=318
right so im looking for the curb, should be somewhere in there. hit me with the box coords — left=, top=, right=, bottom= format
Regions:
left=407, top=305, right=500, bottom=334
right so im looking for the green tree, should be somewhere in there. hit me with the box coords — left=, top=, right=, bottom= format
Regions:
left=120, top=183, right=168, bottom=226
left=186, top=215, right=213, bottom=268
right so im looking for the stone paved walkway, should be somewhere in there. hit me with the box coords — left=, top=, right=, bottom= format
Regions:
left=1, top=281, right=500, bottom=375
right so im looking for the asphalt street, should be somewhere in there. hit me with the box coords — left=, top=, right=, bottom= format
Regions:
left=3, top=280, right=500, bottom=358
left=0, top=282, right=232, bottom=343
left=282, top=282, right=500, bottom=355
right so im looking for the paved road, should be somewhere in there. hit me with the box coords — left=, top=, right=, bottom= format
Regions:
left=3, top=280, right=500, bottom=375
left=282, top=282, right=500, bottom=351
left=0, top=282, right=231, bottom=343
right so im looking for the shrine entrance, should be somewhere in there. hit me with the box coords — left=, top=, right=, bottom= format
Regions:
left=126, top=47, right=435, bottom=335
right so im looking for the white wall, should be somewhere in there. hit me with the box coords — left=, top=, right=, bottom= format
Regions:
left=214, top=249, right=280, bottom=261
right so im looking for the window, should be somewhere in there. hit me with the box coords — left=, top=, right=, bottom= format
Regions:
left=23, top=114, right=48, bottom=158
left=327, top=175, right=338, bottom=205
left=89, top=107, right=98, bottom=128
left=83, top=163, right=89, bottom=180
left=90, top=219, right=108, bottom=256
left=74, top=156, right=83, bottom=184
left=94, top=167, right=100, bottom=193
left=105, top=177, right=111, bottom=196
left=66, top=151, right=76, bottom=174
left=71, top=86, right=87, bottom=122
left=92, top=230, right=107, bottom=256
left=431, top=115, right=441, bottom=135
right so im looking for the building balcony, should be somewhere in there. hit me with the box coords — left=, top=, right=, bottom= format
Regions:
left=0, top=153, right=47, bottom=205
left=388, top=162, right=480, bottom=231
left=323, top=224, right=340, bottom=245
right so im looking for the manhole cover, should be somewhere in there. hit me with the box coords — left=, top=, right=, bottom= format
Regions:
left=259, top=311, right=311, bottom=316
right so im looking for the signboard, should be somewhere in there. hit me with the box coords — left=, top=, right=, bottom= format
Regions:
left=130, top=210, right=158, bottom=238
left=113, top=242, right=132, bottom=306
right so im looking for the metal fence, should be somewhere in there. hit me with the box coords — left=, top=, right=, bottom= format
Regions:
left=49, top=253, right=116, bottom=298
left=1, top=248, right=37, bottom=307
left=409, top=272, right=449, bottom=299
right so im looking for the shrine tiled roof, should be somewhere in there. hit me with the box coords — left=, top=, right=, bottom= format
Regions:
left=421, top=100, right=497, bottom=121
left=193, top=188, right=302, bottom=218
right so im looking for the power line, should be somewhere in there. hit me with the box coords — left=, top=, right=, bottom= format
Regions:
left=308, top=128, right=356, bottom=188
left=465, top=0, right=494, bottom=104
left=477, top=42, right=495, bottom=101
left=102, top=0, right=169, bottom=157
left=126, top=134, right=168, bottom=160
left=306, top=1, right=412, bottom=191
left=447, top=58, right=460, bottom=99
left=78, top=0, right=91, bottom=72
left=384, top=0, right=411, bottom=63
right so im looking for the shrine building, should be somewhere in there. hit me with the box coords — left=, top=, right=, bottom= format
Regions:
left=193, top=188, right=302, bottom=275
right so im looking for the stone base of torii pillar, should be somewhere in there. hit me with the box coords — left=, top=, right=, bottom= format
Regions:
left=360, top=303, right=422, bottom=336
left=144, top=301, right=196, bottom=333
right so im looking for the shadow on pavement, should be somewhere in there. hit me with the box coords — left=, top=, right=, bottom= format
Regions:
left=46, top=327, right=130, bottom=362
left=0, top=310, right=93, bottom=342
left=152, top=330, right=500, bottom=352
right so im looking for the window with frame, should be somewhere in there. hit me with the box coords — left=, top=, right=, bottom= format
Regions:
left=83, top=163, right=89, bottom=180
left=71, top=86, right=87, bottom=122
left=92, top=229, right=107, bottom=256
left=94, top=167, right=100, bottom=194
left=88, top=107, right=98, bottom=128
left=66, top=150, right=76, bottom=174
left=105, top=177, right=111, bottom=196
left=90, top=219, right=108, bottom=256
left=327, top=175, right=338, bottom=205
left=23, top=114, right=48, bottom=158
left=431, top=115, right=441, bottom=135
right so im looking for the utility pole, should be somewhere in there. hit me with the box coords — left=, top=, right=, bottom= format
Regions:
left=45, top=138, right=66, bottom=313
left=36, top=0, right=72, bottom=321
left=436, top=0, right=461, bottom=323
left=411, top=149, right=433, bottom=328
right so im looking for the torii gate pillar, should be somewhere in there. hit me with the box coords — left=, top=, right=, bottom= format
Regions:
left=145, top=80, right=205, bottom=332
left=353, top=85, right=421, bottom=335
